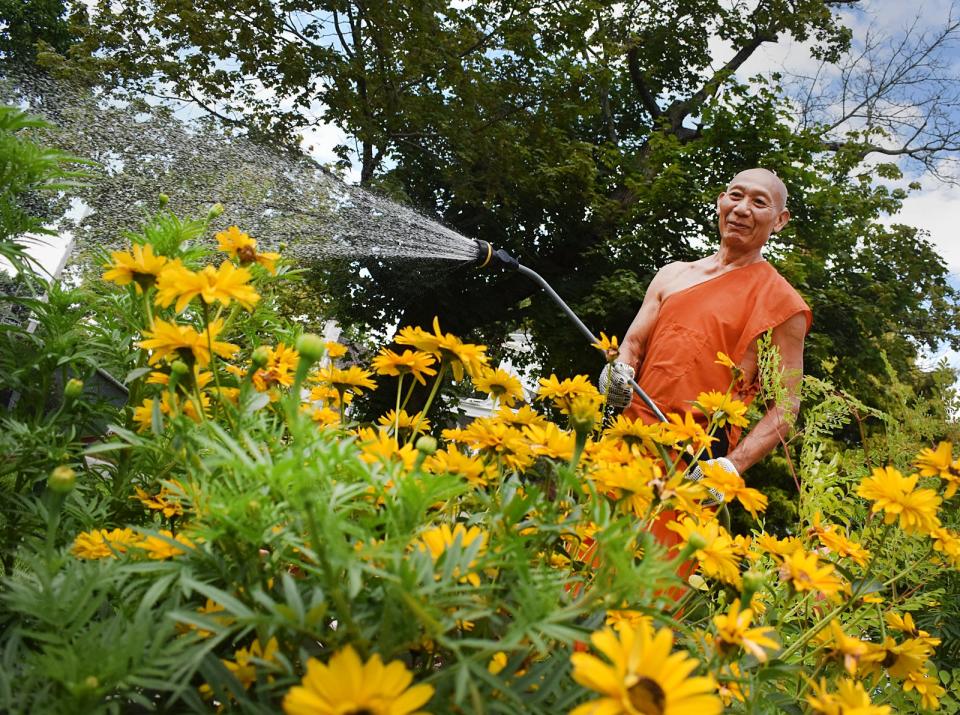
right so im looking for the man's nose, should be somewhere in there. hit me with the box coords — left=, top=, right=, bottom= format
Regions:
left=732, top=197, right=751, bottom=214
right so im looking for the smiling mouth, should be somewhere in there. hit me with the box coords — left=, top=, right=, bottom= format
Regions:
left=727, top=221, right=750, bottom=230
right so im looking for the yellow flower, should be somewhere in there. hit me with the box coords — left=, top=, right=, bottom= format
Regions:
left=310, top=406, right=341, bottom=427
left=424, top=445, right=495, bottom=487
left=570, top=620, right=722, bottom=715
left=395, top=318, right=488, bottom=382
left=371, top=348, right=437, bottom=385
left=805, top=678, right=890, bottom=715
left=694, top=391, right=749, bottom=429
left=308, top=383, right=353, bottom=407
left=138, top=318, right=238, bottom=367
left=494, top=404, right=548, bottom=429
left=446, top=418, right=533, bottom=472
left=716, top=663, right=749, bottom=706
left=715, top=352, right=737, bottom=370
left=137, top=530, right=194, bottom=560
left=488, top=652, right=509, bottom=675
left=592, top=332, right=620, bottom=362
left=662, top=412, right=716, bottom=454
left=697, top=461, right=767, bottom=518
left=378, top=409, right=431, bottom=435
left=72, top=528, right=140, bottom=559
left=711, top=599, right=779, bottom=662
left=862, top=636, right=935, bottom=680
left=808, top=513, right=871, bottom=567
left=416, top=523, right=488, bottom=587
left=605, top=610, right=652, bottom=630
left=474, top=368, right=525, bottom=406
left=666, top=517, right=743, bottom=587
left=857, top=466, right=941, bottom=535
left=524, top=422, right=575, bottom=460
left=316, top=365, right=377, bottom=395
left=814, top=620, right=871, bottom=675
left=203, top=637, right=281, bottom=697
left=778, top=550, right=845, bottom=598
left=536, top=374, right=600, bottom=414
left=133, top=485, right=184, bottom=518
left=904, top=666, right=947, bottom=710
left=914, top=441, right=960, bottom=498
left=602, top=416, right=664, bottom=456
left=103, top=243, right=169, bottom=292
left=884, top=612, right=941, bottom=650
left=754, top=533, right=803, bottom=559
left=249, top=343, right=299, bottom=391
left=283, top=645, right=434, bottom=715
left=215, top=225, right=280, bottom=274
left=355, top=427, right=417, bottom=470
left=155, top=260, right=260, bottom=312
left=930, top=526, right=960, bottom=567
left=325, top=341, right=348, bottom=358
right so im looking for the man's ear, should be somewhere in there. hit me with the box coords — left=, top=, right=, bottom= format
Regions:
left=773, top=208, right=790, bottom=233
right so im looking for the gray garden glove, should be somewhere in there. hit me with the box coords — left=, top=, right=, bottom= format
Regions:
left=599, top=361, right=635, bottom=411
left=686, top=456, right=737, bottom=505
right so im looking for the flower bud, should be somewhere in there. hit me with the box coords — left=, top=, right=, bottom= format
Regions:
left=415, top=435, right=438, bottom=455
left=158, top=193, right=170, bottom=207
left=64, top=378, right=84, bottom=400
left=170, top=360, right=190, bottom=378
left=251, top=346, right=271, bottom=369
left=207, top=202, right=225, bottom=219
left=569, top=395, right=598, bottom=436
left=48, top=465, right=76, bottom=493
left=687, top=531, right=708, bottom=552
left=295, top=333, right=326, bottom=364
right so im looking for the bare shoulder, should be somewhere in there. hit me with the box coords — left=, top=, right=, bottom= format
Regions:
left=648, top=260, right=691, bottom=297
left=772, top=312, right=808, bottom=341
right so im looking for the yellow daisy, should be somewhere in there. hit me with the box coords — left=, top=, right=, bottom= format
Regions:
left=137, top=318, right=239, bottom=367
left=694, top=391, right=749, bottom=428
left=424, top=445, right=495, bottom=487
left=316, top=365, right=377, bottom=395
left=570, top=620, right=721, bottom=715
left=378, top=409, right=431, bottom=435
left=155, top=260, right=260, bottom=313
left=806, top=678, right=890, bottom=715
left=474, top=367, right=525, bottom=407
left=137, top=530, right=194, bottom=560
left=395, top=318, right=488, bottom=381
left=711, top=599, right=779, bottom=662
left=536, top=374, right=600, bottom=414
left=371, top=348, right=437, bottom=385
left=102, top=243, right=168, bottom=292
left=72, top=528, right=140, bottom=560
left=215, top=225, right=280, bottom=274
left=698, top=461, right=767, bottom=518
left=778, top=550, right=845, bottom=598
left=283, top=645, right=434, bottom=715
left=666, top=517, right=743, bottom=587
left=416, top=523, right=488, bottom=587
left=857, top=467, right=941, bottom=535
left=914, top=441, right=960, bottom=498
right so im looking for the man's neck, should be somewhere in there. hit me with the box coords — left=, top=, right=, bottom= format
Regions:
left=712, top=244, right=765, bottom=269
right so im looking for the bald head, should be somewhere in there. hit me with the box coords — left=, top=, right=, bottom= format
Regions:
left=728, top=168, right=788, bottom=211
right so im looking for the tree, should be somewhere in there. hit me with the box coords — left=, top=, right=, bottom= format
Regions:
left=39, top=1, right=960, bottom=404
left=0, top=0, right=78, bottom=64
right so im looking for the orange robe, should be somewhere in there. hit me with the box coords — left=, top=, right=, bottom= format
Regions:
left=627, top=262, right=812, bottom=577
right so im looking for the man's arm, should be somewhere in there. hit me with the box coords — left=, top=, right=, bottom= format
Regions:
left=619, top=264, right=677, bottom=371
left=725, top=312, right=807, bottom=473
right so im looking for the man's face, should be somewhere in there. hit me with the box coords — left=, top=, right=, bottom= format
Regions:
left=716, top=170, right=790, bottom=251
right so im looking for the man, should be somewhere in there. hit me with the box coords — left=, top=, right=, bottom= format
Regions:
left=602, top=168, right=812, bottom=478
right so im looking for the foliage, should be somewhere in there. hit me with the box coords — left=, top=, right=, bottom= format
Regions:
left=1, top=194, right=959, bottom=714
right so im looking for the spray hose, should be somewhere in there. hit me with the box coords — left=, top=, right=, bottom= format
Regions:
left=473, top=240, right=667, bottom=422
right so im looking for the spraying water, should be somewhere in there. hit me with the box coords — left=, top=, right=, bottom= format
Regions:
left=0, top=72, right=481, bottom=269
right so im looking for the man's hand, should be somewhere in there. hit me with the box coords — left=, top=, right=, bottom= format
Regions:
left=686, top=456, right=738, bottom=504
left=599, top=361, right=635, bottom=411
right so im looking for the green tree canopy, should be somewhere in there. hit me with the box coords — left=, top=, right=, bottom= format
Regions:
left=37, top=0, right=960, bottom=403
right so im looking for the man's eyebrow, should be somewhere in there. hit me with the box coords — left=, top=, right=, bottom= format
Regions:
left=726, top=183, right=773, bottom=201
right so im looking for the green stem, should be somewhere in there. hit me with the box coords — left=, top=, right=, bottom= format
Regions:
left=394, top=373, right=404, bottom=436
left=407, top=362, right=447, bottom=445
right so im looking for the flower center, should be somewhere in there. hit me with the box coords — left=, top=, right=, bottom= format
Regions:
left=627, top=676, right=666, bottom=714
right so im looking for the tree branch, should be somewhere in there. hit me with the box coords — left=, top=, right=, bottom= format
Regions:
left=625, top=47, right=661, bottom=120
